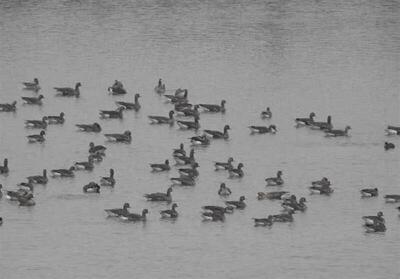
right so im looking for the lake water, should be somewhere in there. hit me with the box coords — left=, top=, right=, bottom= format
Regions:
left=0, top=0, right=399, bottom=278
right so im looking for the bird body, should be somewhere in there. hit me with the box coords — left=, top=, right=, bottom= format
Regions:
left=104, top=131, right=132, bottom=143
left=54, top=82, right=81, bottom=97
left=76, top=123, right=102, bottom=132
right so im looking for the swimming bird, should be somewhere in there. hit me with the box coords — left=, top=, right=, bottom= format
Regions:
left=360, top=188, right=378, bottom=197
left=282, top=197, right=307, bottom=212
left=25, top=116, right=48, bottom=129
left=384, top=142, right=395, bottom=150
left=0, top=159, right=9, bottom=174
left=148, top=110, right=174, bottom=124
left=362, top=211, right=385, bottom=226
left=365, top=221, right=386, bottom=233
left=89, top=152, right=103, bottom=163
left=170, top=175, right=195, bottom=186
left=265, top=171, right=284, bottom=186
left=83, top=182, right=100, bottom=193
left=46, top=112, right=65, bottom=124
left=99, top=107, right=125, bottom=119
left=228, top=163, right=244, bottom=178
left=190, top=134, right=210, bottom=146
left=218, top=183, right=232, bottom=196
left=160, top=203, right=178, bottom=218
left=178, top=162, right=199, bottom=178
left=248, top=125, right=277, bottom=134
left=17, top=181, right=34, bottom=192
left=202, top=205, right=234, bottom=214
left=6, top=189, right=30, bottom=201
left=225, top=196, right=246, bottom=209
left=150, top=159, right=170, bottom=172
left=89, top=142, right=106, bottom=155
left=253, top=216, right=273, bottom=227
left=176, top=105, right=199, bottom=117
left=311, top=177, right=331, bottom=187
left=271, top=212, right=293, bottom=222
left=384, top=194, right=400, bottom=203
left=201, top=211, right=225, bottom=222
left=385, top=125, right=400, bottom=135
left=27, top=130, right=46, bottom=143
left=116, top=93, right=141, bottom=111
left=105, top=203, right=130, bottom=217
left=104, top=130, right=132, bottom=143
left=325, top=126, right=351, bottom=137
left=74, top=156, right=94, bottom=171
left=21, top=95, right=44, bottom=105
left=164, top=90, right=187, bottom=103
left=309, top=184, right=333, bottom=195
left=76, top=123, right=102, bottom=132
left=257, top=191, right=289, bottom=200
left=51, top=167, right=75, bottom=177
left=144, top=187, right=173, bottom=202
left=204, top=125, right=230, bottom=139
left=261, top=107, right=272, bottom=119
left=173, top=143, right=186, bottom=158
left=17, top=193, right=35, bottom=206
left=177, top=115, right=200, bottom=130
left=100, top=169, right=115, bottom=186
left=214, top=157, right=234, bottom=171
left=123, top=209, right=149, bottom=222
left=108, top=85, right=127, bottom=95
left=199, top=100, right=226, bottom=113
left=54, top=82, right=81, bottom=97
left=27, top=169, right=47, bottom=184
left=22, top=78, right=40, bottom=91
left=310, top=116, right=332, bottom=130
left=174, top=149, right=195, bottom=165
left=154, top=79, right=166, bottom=94
left=0, top=101, right=17, bottom=112
left=295, top=112, right=316, bottom=127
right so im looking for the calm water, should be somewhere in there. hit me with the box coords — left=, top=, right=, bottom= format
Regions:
left=0, top=0, right=399, bottom=278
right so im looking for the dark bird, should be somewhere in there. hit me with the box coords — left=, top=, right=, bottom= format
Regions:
left=27, top=130, right=46, bottom=143
left=74, top=156, right=94, bottom=171
left=214, top=157, right=234, bottom=171
left=170, top=175, right=195, bottom=186
left=310, top=115, right=332, bottom=131
left=100, top=169, right=115, bottom=186
left=21, top=95, right=44, bottom=105
left=261, top=107, right=272, bottom=119
left=176, top=105, right=199, bottom=117
left=201, top=211, right=225, bottom=222
left=174, top=149, right=195, bottom=165
left=46, top=112, right=65, bottom=124
left=248, top=125, right=277, bottom=134
left=202, top=205, right=234, bottom=214
left=0, top=159, right=9, bottom=174
left=76, top=123, right=102, bottom=132
left=204, top=125, right=230, bottom=139
left=295, top=112, right=316, bottom=126
left=384, top=194, right=400, bottom=203
left=228, top=163, right=244, bottom=178
left=104, top=130, right=132, bottom=143
left=99, top=107, right=125, bottom=119
left=225, top=196, right=246, bottom=209
left=116, top=93, right=141, bottom=111
left=123, top=209, right=148, bottom=222
left=160, top=203, right=178, bottom=218
left=325, top=126, right=351, bottom=137
left=89, top=142, right=106, bottom=155
left=148, top=110, right=175, bottom=125
left=218, top=183, right=232, bottom=196
left=360, top=188, right=378, bottom=197
left=54, top=82, right=81, bottom=97
left=22, top=78, right=40, bottom=91
left=178, top=162, right=199, bottom=178
left=0, top=101, right=17, bottom=112
left=253, top=216, right=273, bottom=227
left=150, top=159, right=170, bottom=172
left=265, top=171, right=284, bottom=186
left=51, top=167, right=75, bottom=177
left=105, top=203, right=130, bottom=217
left=27, top=169, right=48, bottom=184
left=385, top=125, right=400, bottom=135
left=25, top=116, right=48, bottom=129
left=144, top=187, right=173, bottom=202
left=83, top=182, right=100, bottom=193
left=199, top=100, right=226, bottom=113
left=257, top=191, right=289, bottom=200
left=190, top=134, right=210, bottom=146
left=177, top=115, right=200, bottom=130
left=384, top=142, right=395, bottom=150
left=173, top=143, right=186, bottom=158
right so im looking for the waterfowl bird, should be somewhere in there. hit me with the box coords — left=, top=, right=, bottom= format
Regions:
left=123, top=209, right=148, bottom=222
left=164, top=90, right=187, bottom=103
left=76, top=123, right=102, bottom=133
left=173, top=143, right=186, bottom=157
left=89, top=142, right=106, bottom=155
left=265, top=171, right=284, bottom=186
left=225, top=196, right=246, bottom=209
left=385, top=125, right=400, bottom=135
left=325, top=126, right=351, bottom=137
left=295, top=112, right=316, bottom=126
left=365, top=222, right=386, bottom=233
left=154, top=79, right=166, bottom=94
left=148, top=110, right=174, bottom=124
left=100, top=169, right=115, bottom=186
left=177, top=115, right=200, bottom=130
left=228, top=163, right=244, bottom=178
left=99, top=107, right=125, bottom=119
left=282, top=197, right=307, bottom=212
left=360, top=188, right=378, bottom=197
left=46, top=112, right=65, bottom=124
left=170, top=175, right=195, bottom=186
left=108, top=82, right=127, bottom=95
left=150, top=159, right=170, bottom=172
left=51, top=167, right=75, bottom=177
left=17, top=181, right=34, bottom=192
left=253, top=216, right=273, bottom=227
left=362, top=212, right=385, bottom=226
left=116, top=93, right=141, bottom=111
left=175, top=102, right=192, bottom=112
left=21, top=95, right=44, bottom=105
left=174, top=149, right=195, bottom=165
left=190, top=134, right=210, bottom=146
left=17, top=193, right=35, bottom=206
left=83, top=182, right=100, bottom=193
left=89, top=152, right=103, bottom=162
left=248, top=125, right=277, bottom=134
left=261, top=107, right=272, bottom=119
left=309, top=185, right=333, bottom=195
left=144, top=187, right=173, bottom=202
left=104, top=130, right=132, bottom=143
left=257, top=191, right=289, bottom=200
left=0, top=101, right=17, bottom=112
left=27, top=169, right=47, bottom=184
left=214, top=157, right=234, bottom=171
left=27, top=130, right=46, bottom=143
left=204, top=125, right=230, bottom=139
left=176, top=105, right=199, bottom=117
left=199, top=100, right=226, bottom=113
left=160, top=203, right=178, bottom=218
left=384, top=142, right=395, bottom=150
left=22, top=78, right=40, bottom=91
left=74, top=156, right=94, bottom=171
left=0, top=159, right=9, bottom=174
left=25, top=116, right=48, bottom=129
left=175, top=88, right=188, bottom=97
left=6, top=189, right=30, bottom=201
left=202, top=211, right=225, bottom=222
left=178, top=162, right=199, bottom=178
left=311, top=177, right=331, bottom=187
left=105, top=203, right=130, bottom=217
left=384, top=194, right=400, bottom=203
left=271, top=212, right=293, bottom=222
left=54, top=82, right=81, bottom=97
left=310, top=116, right=332, bottom=130
left=202, top=205, right=234, bottom=214
left=218, top=183, right=232, bottom=196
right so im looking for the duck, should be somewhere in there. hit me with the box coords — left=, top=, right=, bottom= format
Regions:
left=108, top=80, right=126, bottom=95
left=89, top=152, right=103, bottom=163
left=160, top=203, right=178, bottom=218
left=177, top=115, right=200, bottom=130
left=51, top=166, right=75, bottom=177
left=89, top=142, right=106, bottom=155
left=105, top=203, right=130, bottom=217
left=384, top=142, right=395, bottom=150
left=164, top=90, right=187, bottom=103
left=154, top=79, right=166, bottom=94
left=203, top=125, right=230, bottom=139
left=170, top=175, right=195, bottom=186
left=0, top=101, right=17, bottom=112
left=83, top=182, right=100, bottom=193
left=190, top=134, right=210, bottom=146
left=6, top=188, right=30, bottom=201
left=76, top=122, right=102, bottom=133
left=311, top=177, right=331, bottom=187
left=175, top=88, right=187, bottom=97
left=0, top=159, right=9, bottom=174
left=218, top=183, right=232, bottom=196
left=178, top=162, right=199, bottom=178
left=202, top=205, right=234, bottom=214
left=100, top=169, right=115, bottom=186
left=201, top=211, right=225, bottom=222
left=199, top=100, right=226, bottom=113
left=22, top=78, right=40, bottom=91
left=150, top=159, right=170, bottom=172
left=148, top=110, right=174, bottom=125
left=174, top=149, right=195, bottom=165
left=261, top=107, right=272, bottom=119
left=257, top=191, right=289, bottom=200
left=265, top=171, right=284, bottom=186
left=27, top=169, right=48, bottom=184
left=214, top=157, right=234, bottom=171
left=46, top=112, right=65, bottom=124
left=282, top=197, right=307, bottom=212
left=295, top=112, right=316, bottom=127
left=365, top=222, right=386, bottom=233
left=384, top=194, right=400, bottom=203
left=248, top=125, right=277, bottom=134
left=360, top=188, right=378, bottom=197
left=253, top=216, right=273, bottom=227
left=325, top=126, right=351, bottom=137
left=225, top=196, right=246, bottom=209
left=25, top=116, right=48, bottom=129
left=27, top=130, right=46, bottom=143
left=309, top=184, right=333, bottom=195
left=116, top=93, right=141, bottom=111
left=228, top=163, right=244, bottom=178
left=310, top=116, right=333, bottom=130
left=271, top=212, right=293, bottom=222
left=362, top=212, right=385, bottom=226
left=123, top=209, right=149, bottom=222
left=21, top=95, right=44, bottom=105
left=176, top=105, right=199, bottom=117
left=173, top=143, right=186, bottom=157
left=385, top=125, right=400, bottom=135
left=104, top=130, right=132, bottom=143
left=17, top=181, right=34, bottom=192
left=54, top=82, right=81, bottom=97
left=144, top=187, right=173, bottom=202
left=99, top=107, right=125, bottom=119
left=74, top=156, right=94, bottom=171
left=17, top=193, right=35, bottom=206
